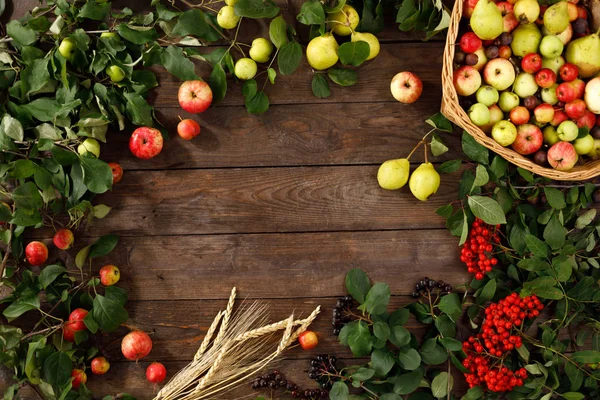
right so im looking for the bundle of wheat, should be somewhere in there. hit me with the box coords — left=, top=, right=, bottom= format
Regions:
left=154, top=288, right=321, bottom=400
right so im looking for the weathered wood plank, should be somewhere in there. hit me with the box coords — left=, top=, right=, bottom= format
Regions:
left=104, top=103, right=460, bottom=170
left=53, top=230, right=467, bottom=300
left=85, top=166, right=460, bottom=236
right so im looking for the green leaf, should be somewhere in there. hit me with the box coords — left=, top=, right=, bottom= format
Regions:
left=467, top=196, right=506, bottom=225
left=571, top=350, right=600, bottom=364
left=398, top=347, right=421, bottom=370
left=12, top=182, right=43, bottom=211
left=517, top=257, right=550, bottom=272
left=461, top=386, right=484, bottom=400
left=553, top=255, right=574, bottom=282
left=440, top=337, right=463, bottom=351
left=92, top=295, right=129, bottom=332
left=208, top=64, right=227, bottom=102
left=351, top=367, right=375, bottom=381
left=267, top=68, right=276, bottom=84
left=7, top=20, right=37, bottom=46
left=83, top=313, right=98, bottom=334
left=269, top=16, right=289, bottom=49
left=523, top=276, right=563, bottom=300
left=347, top=321, right=372, bottom=357
left=311, top=74, right=331, bottom=98
left=438, top=159, right=461, bottom=174
left=575, top=209, right=596, bottom=229
left=39, top=265, right=66, bottom=289
left=105, top=286, right=128, bottom=307
left=277, top=41, right=302, bottom=75
left=93, top=204, right=112, bottom=219
left=116, top=24, right=158, bottom=44
left=462, top=132, right=488, bottom=165
left=297, top=1, right=326, bottom=25
left=524, top=234, right=549, bottom=258
left=437, top=293, right=462, bottom=321
left=420, top=338, right=448, bottom=365
left=431, top=372, right=452, bottom=399
left=359, top=282, right=390, bottom=315
left=75, top=246, right=90, bottom=269
left=435, top=314, right=456, bottom=338
left=42, top=352, right=71, bottom=387
left=78, top=1, right=111, bottom=20
left=161, top=46, right=197, bottom=81
left=89, top=234, right=119, bottom=258
left=338, top=41, right=370, bottom=67
left=426, top=113, right=453, bottom=132
left=371, top=348, right=395, bottom=376
left=394, top=369, right=424, bottom=395
left=79, top=157, right=113, bottom=194
left=476, top=279, right=496, bottom=305
left=124, top=93, right=153, bottom=127
left=329, top=382, right=349, bottom=400
left=345, top=268, right=371, bottom=304
left=171, top=9, right=220, bottom=41
left=328, top=68, right=358, bottom=86
left=234, top=0, right=280, bottom=18
left=389, top=325, right=410, bottom=347
left=562, top=393, right=585, bottom=400
left=544, top=215, right=566, bottom=250
left=470, top=164, right=489, bottom=193
left=10, top=159, right=35, bottom=179
left=488, top=156, right=508, bottom=180
left=3, top=295, right=40, bottom=321
left=373, top=321, right=390, bottom=341
left=430, top=134, right=449, bottom=157
left=543, top=187, right=566, bottom=210
left=2, top=115, right=24, bottom=141
left=245, top=91, right=269, bottom=114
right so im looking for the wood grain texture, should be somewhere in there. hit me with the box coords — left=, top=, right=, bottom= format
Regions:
left=104, top=103, right=461, bottom=170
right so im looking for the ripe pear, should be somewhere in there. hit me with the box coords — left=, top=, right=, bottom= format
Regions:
left=470, top=0, right=504, bottom=40
left=514, top=0, right=540, bottom=24
left=351, top=32, right=380, bottom=60
left=510, top=23, right=542, bottom=57
left=306, top=34, right=339, bottom=71
left=409, top=163, right=441, bottom=201
left=330, top=5, right=360, bottom=36
left=565, top=34, right=600, bottom=78
left=543, top=1, right=570, bottom=34
left=377, top=159, right=410, bottom=190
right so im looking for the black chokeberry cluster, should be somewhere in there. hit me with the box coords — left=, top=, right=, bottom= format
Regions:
left=250, top=370, right=327, bottom=400
left=308, top=354, right=339, bottom=390
left=332, top=295, right=353, bottom=335
left=411, top=277, right=453, bottom=299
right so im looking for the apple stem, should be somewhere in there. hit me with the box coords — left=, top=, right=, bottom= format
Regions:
left=178, top=115, right=183, bottom=122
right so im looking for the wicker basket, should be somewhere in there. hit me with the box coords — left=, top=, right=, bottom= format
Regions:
left=441, top=0, right=600, bottom=181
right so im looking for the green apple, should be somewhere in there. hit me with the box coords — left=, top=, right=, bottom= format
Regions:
left=541, top=84, right=559, bottom=105
left=539, top=35, right=564, bottom=59
left=542, top=56, right=565, bottom=74
left=476, top=85, right=499, bottom=106
left=574, top=134, right=595, bottom=154
left=514, top=72, right=538, bottom=98
left=77, top=138, right=101, bottom=158
left=58, top=38, right=76, bottom=61
left=249, top=38, right=274, bottom=63
left=492, top=120, right=518, bottom=146
left=588, top=139, right=600, bottom=159
left=217, top=6, right=240, bottom=29
left=468, top=103, right=491, bottom=126
left=498, top=92, right=520, bottom=112
left=557, top=120, right=579, bottom=141
left=106, top=65, right=125, bottom=82
left=234, top=58, right=257, bottom=80
left=543, top=125, right=560, bottom=145
left=100, top=32, right=119, bottom=39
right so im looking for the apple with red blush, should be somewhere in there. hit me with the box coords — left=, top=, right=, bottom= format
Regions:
left=559, top=63, right=579, bottom=82
left=510, top=106, right=530, bottom=125
left=535, top=68, right=557, bottom=88
left=177, top=119, right=201, bottom=140
left=565, top=99, right=587, bottom=119
left=459, top=32, right=482, bottom=53
left=512, top=124, right=543, bottom=155
left=129, top=127, right=163, bottom=160
left=548, top=141, right=579, bottom=170
left=534, top=103, right=555, bottom=124
left=178, top=80, right=213, bottom=114
left=453, top=66, right=482, bottom=96
left=521, top=53, right=542, bottom=74
left=557, top=82, right=577, bottom=102
left=550, top=110, right=569, bottom=126
left=577, top=110, right=596, bottom=129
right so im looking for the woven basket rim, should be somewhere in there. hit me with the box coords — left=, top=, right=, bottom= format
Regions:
left=440, top=0, right=600, bottom=181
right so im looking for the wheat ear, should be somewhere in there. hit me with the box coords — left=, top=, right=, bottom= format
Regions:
left=213, top=287, right=236, bottom=346
left=194, top=310, right=223, bottom=361
left=288, top=305, right=321, bottom=344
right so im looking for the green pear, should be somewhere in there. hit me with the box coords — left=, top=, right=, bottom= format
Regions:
left=377, top=159, right=410, bottom=190
left=470, top=0, right=504, bottom=40
left=565, top=34, right=600, bottom=78
left=306, top=34, right=339, bottom=71
left=511, top=23, right=542, bottom=57
left=543, top=1, right=569, bottom=35
left=409, top=163, right=441, bottom=201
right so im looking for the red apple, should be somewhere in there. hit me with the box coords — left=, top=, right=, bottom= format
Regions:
left=503, top=13, right=520, bottom=32
left=499, top=45, right=512, bottom=59
left=550, top=110, right=569, bottom=126
left=71, top=369, right=87, bottom=389
left=463, top=0, right=480, bottom=18
left=559, top=63, right=579, bottom=82
left=68, top=308, right=89, bottom=332
left=453, top=66, right=482, bottom=97
left=521, top=53, right=543, bottom=74
left=510, top=106, right=530, bottom=125
left=178, top=80, right=213, bottom=114
left=460, top=32, right=482, bottom=53
left=177, top=119, right=201, bottom=141
left=63, top=325, right=76, bottom=342
left=568, top=79, right=585, bottom=98
left=108, top=162, right=123, bottom=184
left=534, top=103, right=555, bottom=124
left=129, top=127, right=163, bottom=160
left=99, top=264, right=120, bottom=286
left=565, top=99, right=587, bottom=119
left=91, top=357, right=110, bottom=375
left=567, top=2, right=579, bottom=20
left=535, top=68, right=556, bottom=89
left=298, top=330, right=319, bottom=350
left=146, top=362, right=167, bottom=384
left=121, top=330, right=153, bottom=361
left=577, top=110, right=596, bottom=129
left=557, top=82, right=577, bottom=103
left=548, top=142, right=578, bottom=170
left=25, top=241, right=48, bottom=266
left=578, top=6, right=587, bottom=20
left=53, top=229, right=74, bottom=250
left=512, top=124, right=543, bottom=155
left=497, top=1, right=514, bottom=13
left=390, top=72, right=423, bottom=104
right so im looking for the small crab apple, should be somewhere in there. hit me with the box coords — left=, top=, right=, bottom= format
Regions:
left=108, top=162, right=123, bottom=184
left=577, top=110, right=596, bottom=129
left=498, top=45, right=512, bottom=58
left=512, top=124, right=543, bottom=155
left=503, top=12, right=520, bottom=32
left=68, top=308, right=89, bottom=332
left=559, top=63, right=579, bottom=81
left=521, top=53, right=543, bottom=73
left=71, top=369, right=87, bottom=389
left=53, top=229, right=74, bottom=250
left=146, top=362, right=167, bottom=383
left=565, top=99, right=587, bottom=119
left=63, top=325, right=76, bottom=342
left=99, top=264, right=120, bottom=286
left=535, top=68, right=557, bottom=88
left=178, top=80, right=212, bottom=114
left=510, top=106, right=530, bottom=125
left=177, top=119, right=201, bottom=141
left=121, top=330, right=153, bottom=361
left=298, top=330, right=319, bottom=350
left=557, top=82, right=577, bottom=102
left=551, top=110, right=569, bottom=126
left=569, top=79, right=586, bottom=98
left=25, top=241, right=48, bottom=266
left=548, top=141, right=578, bottom=170
left=460, top=32, right=482, bottom=53
left=91, top=356, right=110, bottom=375
left=534, top=103, right=555, bottom=124
left=129, top=127, right=163, bottom=160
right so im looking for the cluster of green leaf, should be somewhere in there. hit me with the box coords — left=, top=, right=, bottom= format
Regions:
left=0, top=235, right=135, bottom=399
left=328, top=268, right=464, bottom=400
left=395, top=0, right=451, bottom=40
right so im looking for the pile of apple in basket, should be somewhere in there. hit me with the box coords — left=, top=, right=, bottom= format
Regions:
left=453, top=0, right=600, bottom=171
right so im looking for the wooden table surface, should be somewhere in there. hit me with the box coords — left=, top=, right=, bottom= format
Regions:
left=2, top=1, right=472, bottom=398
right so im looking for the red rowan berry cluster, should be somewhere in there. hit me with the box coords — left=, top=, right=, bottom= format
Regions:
left=462, top=293, right=544, bottom=393
left=460, top=218, right=501, bottom=280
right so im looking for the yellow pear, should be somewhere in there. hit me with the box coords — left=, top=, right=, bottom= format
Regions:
left=544, top=1, right=570, bottom=34
left=351, top=32, right=380, bottom=60
left=409, top=163, right=441, bottom=201
left=566, top=34, right=600, bottom=78
left=306, top=34, right=339, bottom=70
left=470, top=0, right=504, bottom=40
left=377, top=159, right=410, bottom=190
left=330, top=5, right=360, bottom=36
